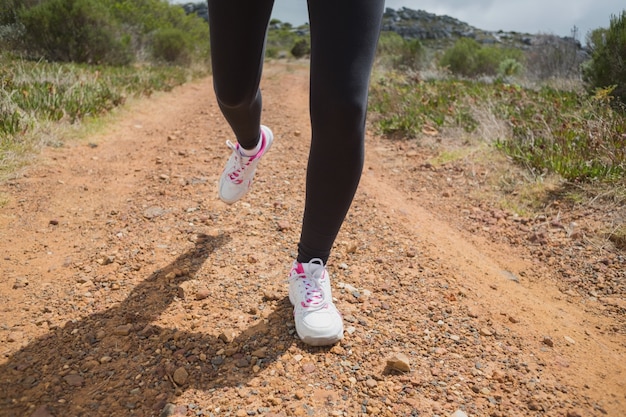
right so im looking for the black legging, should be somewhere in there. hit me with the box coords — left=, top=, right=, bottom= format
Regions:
left=208, top=0, right=384, bottom=264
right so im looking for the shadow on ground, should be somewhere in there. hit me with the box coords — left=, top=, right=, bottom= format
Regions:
left=0, top=233, right=296, bottom=416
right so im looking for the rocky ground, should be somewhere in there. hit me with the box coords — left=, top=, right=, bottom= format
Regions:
left=0, top=63, right=624, bottom=417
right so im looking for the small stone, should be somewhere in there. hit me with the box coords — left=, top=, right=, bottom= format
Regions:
left=114, top=324, right=132, bottom=336
left=564, top=336, right=576, bottom=345
left=479, top=328, right=493, bottom=336
left=252, top=347, right=267, bottom=359
left=30, top=405, right=54, bottom=417
left=219, top=330, right=236, bottom=343
left=143, top=206, right=166, bottom=219
left=268, top=397, right=282, bottom=406
left=235, top=359, right=249, bottom=368
left=277, top=221, right=291, bottom=231
left=262, top=290, right=282, bottom=301
left=567, top=409, right=583, bottom=417
left=450, top=410, right=468, bottom=417
left=491, top=370, right=506, bottom=383
left=386, top=353, right=411, bottom=373
left=302, top=363, right=316, bottom=374
left=160, top=403, right=176, bottom=417
left=7, top=331, right=24, bottom=343
left=49, top=219, right=59, bottom=226
left=365, top=378, right=378, bottom=388
left=195, top=289, right=210, bottom=300
left=13, top=277, right=29, bottom=289
left=63, top=374, right=84, bottom=387
left=542, top=336, right=554, bottom=347
left=173, top=367, right=189, bottom=385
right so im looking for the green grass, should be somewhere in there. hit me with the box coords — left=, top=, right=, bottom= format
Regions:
left=369, top=73, right=626, bottom=184
left=0, top=54, right=207, bottom=177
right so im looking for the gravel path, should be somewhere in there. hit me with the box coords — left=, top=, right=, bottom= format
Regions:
left=0, top=63, right=624, bottom=417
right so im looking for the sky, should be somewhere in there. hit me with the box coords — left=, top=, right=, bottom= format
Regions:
left=268, top=0, right=625, bottom=42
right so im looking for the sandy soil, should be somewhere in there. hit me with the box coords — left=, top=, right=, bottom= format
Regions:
left=0, top=63, right=624, bottom=417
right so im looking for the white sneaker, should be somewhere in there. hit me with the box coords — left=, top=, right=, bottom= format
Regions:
left=288, top=258, right=344, bottom=346
left=218, top=125, right=274, bottom=204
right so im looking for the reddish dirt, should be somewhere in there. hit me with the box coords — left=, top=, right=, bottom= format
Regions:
left=0, top=63, right=624, bottom=417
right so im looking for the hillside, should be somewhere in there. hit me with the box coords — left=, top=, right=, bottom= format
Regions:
left=178, top=4, right=583, bottom=52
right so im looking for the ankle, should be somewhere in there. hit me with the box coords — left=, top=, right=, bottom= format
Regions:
left=239, top=132, right=263, bottom=157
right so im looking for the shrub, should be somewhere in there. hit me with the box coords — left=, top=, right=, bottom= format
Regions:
left=525, top=33, right=583, bottom=80
left=152, top=28, right=189, bottom=64
left=291, top=39, right=310, bottom=59
left=583, top=11, right=626, bottom=106
left=439, top=38, right=481, bottom=76
left=6, top=0, right=209, bottom=65
left=266, top=19, right=309, bottom=59
left=498, top=58, right=523, bottom=78
left=377, top=31, right=425, bottom=70
left=0, top=0, right=41, bottom=25
left=440, top=38, right=523, bottom=77
left=19, top=0, right=132, bottom=65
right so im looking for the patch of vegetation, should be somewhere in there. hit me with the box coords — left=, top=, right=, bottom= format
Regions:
left=376, top=31, right=426, bottom=71
left=265, top=19, right=310, bottom=59
left=1, top=0, right=210, bottom=65
left=370, top=74, right=485, bottom=138
left=583, top=11, right=626, bottom=106
left=369, top=74, right=626, bottom=183
left=0, top=55, right=202, bottom=175
left=439, top=38, right=524, bottom=78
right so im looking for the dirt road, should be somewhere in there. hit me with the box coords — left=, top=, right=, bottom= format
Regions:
left=1, top=63, right=624, bottom=417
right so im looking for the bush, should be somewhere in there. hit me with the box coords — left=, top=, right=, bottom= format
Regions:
left=439, top=38, right=481, bottom=76
left=525, top=34, right=583, bottom=80
left=290, top=39, right=310, bottom=59
left=377, top=31, right=425, bottom=70
left=19, top=0, right=132, bottom=65
left=5, top=0, right=209, bottom=65
left=498, top=58, right=523, bottom=78
left=0, top=0, right=41, bottom=25
left=266, top=19, right=309, bottom=59
left=440, top=38, right=523, bottom=77
left=583, top=11, right=626, bottom=106
left=152, top=28, right=189, bottom=64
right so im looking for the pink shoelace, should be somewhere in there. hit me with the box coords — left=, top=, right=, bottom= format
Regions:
left=225, top=130, right=266, bottom=183
left=289, top=259, right=328, bottom=310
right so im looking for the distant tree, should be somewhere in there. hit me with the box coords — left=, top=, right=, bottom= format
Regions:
left=583, top=11, right=626, bottom=106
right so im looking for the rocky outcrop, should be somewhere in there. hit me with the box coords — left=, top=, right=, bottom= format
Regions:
left=180, top=2, right=208, bottom=22
left=382, top=6, right=583, bottom=52
left=383, top=7, right=478, bottom=41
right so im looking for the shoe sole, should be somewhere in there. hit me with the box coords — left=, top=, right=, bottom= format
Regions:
left=300, top=333, right=343, bottom=347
